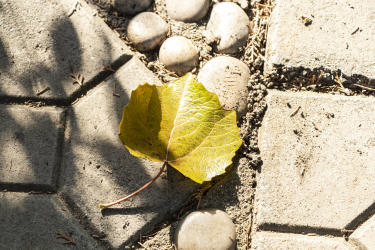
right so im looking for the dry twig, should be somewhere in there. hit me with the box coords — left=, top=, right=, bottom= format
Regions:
left=56, top=232, right=76, bottom=244
left=100, top=64, right=116, bottom=72
left=68, top=59, right=84, bottom=85
left=36, top=86, right=50, bottom=96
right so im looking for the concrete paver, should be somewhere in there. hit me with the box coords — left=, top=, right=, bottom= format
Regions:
left=59, top=57, right=201, bottom=248
left=251, top=232, right=352, bottom=249
left=0, top=105, right=65, bottom=191
left=265, top=0, right=375, bottom=78
left=0, top=192, right=103, bottom=250
left=0, top=0, right=132, bottom=104
left=349, top=214, right=375, bottom=249
left=256, top=90, right=375, bottom=231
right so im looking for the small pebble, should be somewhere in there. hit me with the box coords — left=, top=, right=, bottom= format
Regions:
left=127, top=12, right=168, bottom=52
left=159, top=36, right=199, bottom=76
left=197, top=56, right=250, bottom=118
left=113, top=0, right=152, bottom=15
left=206, top=2, right=250, bottom=54
left=175, top=208, right=236, bottom=250
left=166, top=0, right=210, bottom=22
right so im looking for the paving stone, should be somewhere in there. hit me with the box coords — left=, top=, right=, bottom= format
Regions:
left=175, top=208, right=236, bottom=250
left=0, top=0, right=132, bottom=103
left=0, top=192, right=102, bottom=249
left=265, top=0, right=375, bottom=78
left=59, top=57, right=201, bottom=248
left=0, top=105, right=65, bottom=191
left=349, top=214, right=375, bottom=249
left=251, top=232, right=352, bottom=249
left=256, top=90, right=375, bottom=231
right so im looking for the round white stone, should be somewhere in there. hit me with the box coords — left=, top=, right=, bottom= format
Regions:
left=175, top=208, right=236, bottom=250
left=206, top=2, right=250, bottom=54
left=166, top=0, right=210, bottom=22
left=197, top=56, right=250, bottom=118
left=113, top=0, right=152, bottom=15
left=127, top=13, right=168, bottom=52
left=159, top=36, right=199, bottom=76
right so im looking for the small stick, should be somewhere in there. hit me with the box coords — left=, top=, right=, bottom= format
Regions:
left=353, top=84, right=375, bottom=91
left=258, top=54, right=272, bottom=67
left=351, top=27, right=359, bottom=35
left=36, top=86, right=50, bottom=96
left=99, top=162, right=167, bottom=210
left=113, top=82, right=120, bottom=97
left=312, top=121, right=320, bottom=131
left=290, top=106, right=301, bottom=117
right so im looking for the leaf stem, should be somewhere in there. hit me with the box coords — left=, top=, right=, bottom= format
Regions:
left=99, top=161, right=167, bottom=211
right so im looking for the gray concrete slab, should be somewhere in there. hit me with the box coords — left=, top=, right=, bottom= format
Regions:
left=349, top=215, right=375, bottom=249
left=59, top=57, right=201, bottom=248
left=256, top=90, right=375, bottom=232
left=0, top=0, right=132, bottom=104
left=0, top=104, right=65, bottom=191
left=265, top=0, right=375, bottom=78
left=251, top=232, right=352, bottom=249
left=0, top=192, right=103, bottom=250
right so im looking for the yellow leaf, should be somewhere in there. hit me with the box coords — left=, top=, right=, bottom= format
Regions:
left=119, top=73, right=242, bottom=183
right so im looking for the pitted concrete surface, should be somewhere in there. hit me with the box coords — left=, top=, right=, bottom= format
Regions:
left=251, top=232, right=353, bottom=249
left=0, top=192, right=103, bottom=250
left=265, top=0, right=375, bottom=78
left=256, top=90, right=375, bottom=231
left=0, top=105, right=65, bottom=191
left=0, top=0, right=132, bottom=103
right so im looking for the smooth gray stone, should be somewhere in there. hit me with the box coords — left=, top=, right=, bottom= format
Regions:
left=113, top=0, right=153, bottom=15
left=175, top=208, right=236, bottom=250
left=159, top=36, right=199, bottom=76
left=127, top=12, right=168, bottom=52
left=197, top=56, right=250, bottom=118
left=166, top=0, right=210, bottom=22
left=206, top=2, right=250, bottom=54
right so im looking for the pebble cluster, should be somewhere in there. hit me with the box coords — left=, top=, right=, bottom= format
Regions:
left=114, top=0, right=251, bottom=117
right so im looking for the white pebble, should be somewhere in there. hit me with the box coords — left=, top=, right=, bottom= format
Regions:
left=206, top=2, right=250, bottom=54
left=166, top=0, right=210, bottom=22
left=175, top=209, right=236, bottom=250
left=113, top=0, right=152, bottom=15
left=127, top=13, right=168, bottom=52
left=197, top=56, right=250, bottom=118
left=159, top=36, right=199, bottom=76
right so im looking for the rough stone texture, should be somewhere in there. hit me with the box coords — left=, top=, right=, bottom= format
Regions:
left=256, top=90, right=375, bottom=231
left=265, top=0, right=375, bottom=78
left=349, top=215, right=375, bottom=249
left=251, top=232, right=353, bottom=249
left=166, top=0, right=210, bottom=22
left=59, top=57, right=201, bottom=249
left=175, top=208, right=236, bottom=250
left=113, top=0, right=153, bottom=15
left=159, top=36, right=199, bottom=76
left=0, top=105, right=65, bottom=191
left=206, top=2, right=250, bottom=54
left=0, top=192, right=103, bottom=249
left=197, top=56, right=250, bottom=118
left=127, top=12, right=168, bottom=52
left=0, top=0, right=132, bottom=103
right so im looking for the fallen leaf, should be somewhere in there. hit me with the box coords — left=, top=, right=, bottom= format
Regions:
left=119, top=73, right=242, bottom=183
